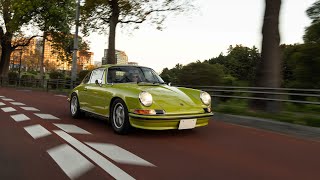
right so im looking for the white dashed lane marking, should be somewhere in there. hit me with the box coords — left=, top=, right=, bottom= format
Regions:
left=10, top=102, right=26, bottom=106
left=55, top=95, right=67, bottom=98
left=2, top=98, right=14, bottom=101
left=86, top=143, right=155, bottom=167
left=54, top=124, right=91, bottom=134
left=47, top=144, right=94, bottom=180
left=0, top=96, right=5, bottom=98
left=34, top=113, right=60, bottom=120
left=54, top=130, right=135, bottom=180
left=24, top=124, right=51, bottom=139
left=1, top=107, right=17, bottom=112
left=11, top=114, right=30, bottom=122
left=0, top=102, right=5, bottom=106
left=20, top=107, right=40, bottom=111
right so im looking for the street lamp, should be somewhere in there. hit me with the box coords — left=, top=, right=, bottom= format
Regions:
left=18, top=49, right=23, bottom=78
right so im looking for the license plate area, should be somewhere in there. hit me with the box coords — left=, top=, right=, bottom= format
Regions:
left=178, top=119, right=197, bottom=130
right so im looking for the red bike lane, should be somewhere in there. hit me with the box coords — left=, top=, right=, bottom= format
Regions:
left=1, top=87, right=320, bottom=180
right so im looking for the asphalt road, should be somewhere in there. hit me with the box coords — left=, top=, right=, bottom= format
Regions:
left=0, top=87, right=320, bottom=180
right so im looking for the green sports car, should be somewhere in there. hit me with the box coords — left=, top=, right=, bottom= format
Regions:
left=68, top=64, right=213, bottom=134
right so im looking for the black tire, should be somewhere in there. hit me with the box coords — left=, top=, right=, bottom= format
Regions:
left=70, top=94, right=83, bottom=118
left=110, top=99, right=131, bottom=134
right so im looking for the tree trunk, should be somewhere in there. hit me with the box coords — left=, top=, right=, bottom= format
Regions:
left=40, top=32, right=47, bottom=79
left=0, top=46, right=12, bottom=77
left=0, top=31, right=13, bottom=78
left=106, top=0, right=119, bottom=64
left=250, top=0, right=282, bottom=113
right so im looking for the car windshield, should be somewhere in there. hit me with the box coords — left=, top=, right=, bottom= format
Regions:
left=107, top=66, right=165, bottom=84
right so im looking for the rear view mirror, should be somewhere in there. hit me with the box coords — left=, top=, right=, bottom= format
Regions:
left=95, top=79, right=102, bottom=86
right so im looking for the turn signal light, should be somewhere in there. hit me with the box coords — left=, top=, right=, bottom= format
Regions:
left=134, top=109, right=156, bottom=115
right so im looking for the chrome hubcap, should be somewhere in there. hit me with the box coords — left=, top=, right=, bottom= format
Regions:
left=71, top=96, right=78, bottom=115
left=113, top=103, right=125, bottom=128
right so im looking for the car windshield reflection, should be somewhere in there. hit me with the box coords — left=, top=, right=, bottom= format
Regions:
left=107, top=66, right=165, bottom=84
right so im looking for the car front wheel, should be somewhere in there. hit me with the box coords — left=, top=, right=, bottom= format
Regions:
left=70, top=94, right=83, bottom=118
left=110, top=99, right=131, bottom=134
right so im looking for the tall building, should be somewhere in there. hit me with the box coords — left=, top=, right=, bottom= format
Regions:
left=10, top=36, right=94, bottom=72
left=102, top=49, right=128, bottom=65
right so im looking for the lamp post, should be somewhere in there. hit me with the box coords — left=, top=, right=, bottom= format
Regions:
left=71, top=0, right=80, bottom=87
left=18, top=49, right=23, bottom=78
left=16, top=48, right=23, bottom=86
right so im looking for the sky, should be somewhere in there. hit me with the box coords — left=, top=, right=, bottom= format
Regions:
left=85, top=0, right=316, bottom=73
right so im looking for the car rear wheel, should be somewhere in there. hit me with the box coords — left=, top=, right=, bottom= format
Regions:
left=70, top=94, right=83, bottom=118
left=110, top=99, right=131, bottom=134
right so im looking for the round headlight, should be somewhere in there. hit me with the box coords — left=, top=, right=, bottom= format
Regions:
left=139, top=91, right=153, bottom=107
left=200, top=91, right=211, bottom=105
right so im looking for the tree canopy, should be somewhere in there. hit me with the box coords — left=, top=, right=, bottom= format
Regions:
left=82, top=0, right=191, bottom=64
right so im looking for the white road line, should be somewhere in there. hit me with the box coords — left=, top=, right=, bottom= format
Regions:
left=0, top=96, right=4, bottom=98
left=2, top=98, right=14, bottom=101
left=54, top=130, right=135, bottom=180
left=47, top=144, right=94, bottom=180
left=86, top=143, right=155, bottom=167
left=34, top=113, right=60, bottom=120
left=20, top=107, right=40, bottom=111
left=55, top=95, right=67, bottom=98
left=0, top=102, right=5, bottom=106
left=11, top=114, right=30, bottom=122
left=54, top=124, right=91, bottom=134
left=1, top=107, right=16, bottom=112
left=10, top=102, right=26, bottom=106
left=17, top=89, right=31, bottom=92
left=24, top=124, right=51, bottom=139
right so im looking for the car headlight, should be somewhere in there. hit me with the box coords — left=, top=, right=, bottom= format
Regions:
left=200, top=91, right=211, bottom=105
left=139, top=91, right=153, bottom=106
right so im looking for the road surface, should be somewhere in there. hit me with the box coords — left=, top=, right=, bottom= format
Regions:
left=0, top=87, right=319, bottom=180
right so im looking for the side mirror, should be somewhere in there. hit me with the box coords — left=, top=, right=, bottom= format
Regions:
left=95, top=79, right=102, bottom=86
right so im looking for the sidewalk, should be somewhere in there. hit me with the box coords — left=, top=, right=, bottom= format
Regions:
left=214, top=113, right=320, bottom=142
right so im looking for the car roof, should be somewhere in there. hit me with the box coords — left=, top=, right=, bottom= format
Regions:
left=98, top=64, right=150, bottom=70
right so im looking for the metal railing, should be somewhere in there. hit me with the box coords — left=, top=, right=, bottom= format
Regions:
left=0, top=77, right=80, bottom=92
left=1, top=78, right=319, bottom=106
left=178, top=85, right=320, bottom=106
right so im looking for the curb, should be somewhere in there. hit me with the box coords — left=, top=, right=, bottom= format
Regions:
left=213, top=113, right=320, bottom=142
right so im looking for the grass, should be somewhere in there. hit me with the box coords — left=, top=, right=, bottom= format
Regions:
left=213, top=99, right=320, bottom=128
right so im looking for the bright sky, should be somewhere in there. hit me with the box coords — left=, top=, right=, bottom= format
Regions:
left=85, top=0, right=316, bottom=73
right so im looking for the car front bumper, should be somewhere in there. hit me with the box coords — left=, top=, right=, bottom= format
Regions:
left=128, top=113, right=213, bottom=130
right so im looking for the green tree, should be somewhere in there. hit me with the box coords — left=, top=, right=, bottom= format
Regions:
left=177, top=62, right=225, bottom=86
left=32, top=0, right=75, bottom=78
left=304, top=1, right=320, bottom=44
left=160, top=63, right=183, bottom=84
left=0, top=0, right=38, bottom=77
left=82, top=0, right=191, bottom=64
left=250, top=0, right=282, bottom=113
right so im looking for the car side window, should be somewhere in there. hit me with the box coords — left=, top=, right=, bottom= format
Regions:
left=82, top=72, right=91, bottom=84
left=89, top=68, right=105, bottom=84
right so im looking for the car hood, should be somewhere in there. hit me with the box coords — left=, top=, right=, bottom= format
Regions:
left=117, top=83, right=204, bottom=115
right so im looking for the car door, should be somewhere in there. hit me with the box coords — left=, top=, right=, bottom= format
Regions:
left=85, top=68, right=110, bottom=115
left=77, top=72, right=91, bottom=111
left=91, top=68, right=114, bottom=116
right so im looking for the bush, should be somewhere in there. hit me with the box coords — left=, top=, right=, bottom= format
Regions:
left=20, top=75, right=35, bottom=87
left=49, top=71, right=65, bottom=89
left=8, top=72, right=18, bottom=85
left=49, top=71, right=65, bottom=79
left=78, top=70, right=90, bottom=82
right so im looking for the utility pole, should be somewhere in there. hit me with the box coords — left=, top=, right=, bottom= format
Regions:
left=71, top=0, right=80, bottom=85
left=18, top=49, right=23, bottom=86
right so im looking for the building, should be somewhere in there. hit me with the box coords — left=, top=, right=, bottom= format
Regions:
left=102, top=49, right=128, bottom=65
left=128, top=62, right=138, bottom=65
left=10, top=38, right=41, bottom=71
left=10, top=36, right=94, bottom=72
